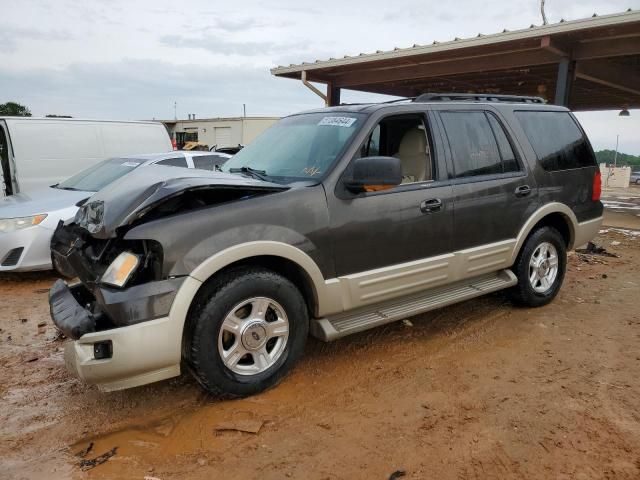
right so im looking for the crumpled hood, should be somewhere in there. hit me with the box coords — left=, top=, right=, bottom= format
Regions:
left=1, top=187, right=90, bottom=219
left=74, top=165, right=288, bottom=238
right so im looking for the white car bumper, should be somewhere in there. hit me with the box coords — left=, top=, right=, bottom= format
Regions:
left=0, top=224, right=55, bottom=271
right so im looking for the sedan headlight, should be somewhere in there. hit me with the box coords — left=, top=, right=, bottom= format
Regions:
left=101, top=252, right=140, bottom=288
left=0, top=214, right=47, bottom=233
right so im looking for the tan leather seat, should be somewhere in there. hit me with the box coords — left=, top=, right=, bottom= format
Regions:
left=394, top=128, right=431, bottom=183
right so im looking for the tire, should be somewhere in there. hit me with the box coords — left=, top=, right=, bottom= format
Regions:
left=186, top=267, right=309, bottom=398
left=509, top=226, right=567, bottom=307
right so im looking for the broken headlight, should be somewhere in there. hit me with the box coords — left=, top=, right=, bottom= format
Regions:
left=75, top=200, right=104, bottom=234
left=101, top=251, right=140, bottom=288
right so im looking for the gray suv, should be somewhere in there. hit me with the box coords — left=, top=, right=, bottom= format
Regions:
left=49, top=94, right=603, bottom=397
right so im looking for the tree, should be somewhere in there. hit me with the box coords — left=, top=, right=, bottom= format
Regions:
left=0, top=102, right=32, bottom=117
left=595, top=149, right=640, bottom=168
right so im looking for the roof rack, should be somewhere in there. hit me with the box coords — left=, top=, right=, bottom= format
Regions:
left=338, top=97, right=414, bottom=107
left=413, top=93, right=546, bottom=104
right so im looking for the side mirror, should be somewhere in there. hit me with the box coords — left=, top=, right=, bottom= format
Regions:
left=345, top=156, right=402, bottom=193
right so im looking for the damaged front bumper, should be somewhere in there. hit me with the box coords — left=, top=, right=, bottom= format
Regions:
left=49, top=277, right=186, bottom=338
left=49, top=276, right=198, bottom=391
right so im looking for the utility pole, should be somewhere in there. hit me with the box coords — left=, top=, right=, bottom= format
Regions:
left=540, top=0, right=548, bottom=25
left=613, top=134, right=619, bottom=167
left=174, top=101, right=177, bottom=120
left=241, top=104, right=246, bottom=145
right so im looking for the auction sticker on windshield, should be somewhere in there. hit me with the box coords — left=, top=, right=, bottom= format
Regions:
left=318, top=117, right=357, bottom=127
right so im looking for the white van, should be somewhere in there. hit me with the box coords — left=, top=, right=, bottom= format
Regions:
left=0, top=117, right=173, bottom=196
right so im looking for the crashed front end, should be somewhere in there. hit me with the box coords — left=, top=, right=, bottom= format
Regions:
left=48, top=167, right=286, bottom=391
left=49, top=214, right=189, bottom=391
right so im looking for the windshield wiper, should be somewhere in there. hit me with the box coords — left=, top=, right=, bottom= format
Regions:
left=55, top=186, right=80, bottom=191
left=229, top=166, right=270, bottom=182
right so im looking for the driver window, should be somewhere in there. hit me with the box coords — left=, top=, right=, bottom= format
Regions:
left=361, top=115, right=433, bottom=184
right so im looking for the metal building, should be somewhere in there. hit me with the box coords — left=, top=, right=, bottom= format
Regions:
left=162, top=117, right=279, bottom=150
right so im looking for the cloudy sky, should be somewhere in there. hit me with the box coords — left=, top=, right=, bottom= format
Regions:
left=1, top=0, right=638, bottom=154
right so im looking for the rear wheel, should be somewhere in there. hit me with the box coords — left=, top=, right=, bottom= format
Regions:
left=187, top=267, right=309, bottom=398
left=509, top=226, right=566, bottom=307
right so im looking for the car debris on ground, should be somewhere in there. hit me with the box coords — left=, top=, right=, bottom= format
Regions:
left=78, top=446, right=118, bottom=471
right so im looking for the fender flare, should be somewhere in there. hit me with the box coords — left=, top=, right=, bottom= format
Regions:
left=511, top=202, right=577, bottom=263
left=177, top=240, right=336, bottom=316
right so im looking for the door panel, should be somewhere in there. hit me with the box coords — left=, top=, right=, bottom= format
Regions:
left=329, top=183, right=454, bottom=273
left=327, top=183, right=454, bottom=304
left=327, top=110, right=455, bottom=308
left=451, top=176, right=537, bottom=250
left=437, top=109, right=538, bottom=251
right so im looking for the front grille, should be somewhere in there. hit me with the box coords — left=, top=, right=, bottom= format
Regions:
left=1, top=247, right=24, bottom=266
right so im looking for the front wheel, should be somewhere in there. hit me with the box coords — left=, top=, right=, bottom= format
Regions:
left=509, top=226, right=567, bottom=307
left=187, top=267, right=309, bottom=398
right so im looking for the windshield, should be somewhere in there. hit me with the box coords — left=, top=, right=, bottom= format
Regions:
left=223, top=112, right=364, bottom=181
left=55, top=158, right=144, bottom=192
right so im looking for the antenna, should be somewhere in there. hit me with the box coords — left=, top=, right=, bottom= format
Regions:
left=540, top=0, right=548, bottom=25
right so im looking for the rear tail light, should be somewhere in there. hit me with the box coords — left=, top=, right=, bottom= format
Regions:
left=171, top=138, right=177, bottom=151
left=592, top=171, right=602, bottom=201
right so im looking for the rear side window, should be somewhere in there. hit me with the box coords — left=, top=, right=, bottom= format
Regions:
left=514, top=111, right=596, bottom=170
left=441, top=111, right=518, bottom=178
left=192, top=154, right=228, bottom=171
left=156, top=156, right=188, bottom=168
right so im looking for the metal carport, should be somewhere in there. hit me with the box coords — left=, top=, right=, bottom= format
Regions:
left=271, top=10, right=640, bottom=111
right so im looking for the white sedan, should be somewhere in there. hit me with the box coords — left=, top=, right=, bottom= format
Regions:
left=0, top=150, right=230, bottom=273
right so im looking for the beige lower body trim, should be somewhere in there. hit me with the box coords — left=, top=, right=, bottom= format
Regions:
left=573, top=216, right=603, bottom=249
left=330, top=239, right=516, bottom=312
left=324, top=211, right=602, bottom=313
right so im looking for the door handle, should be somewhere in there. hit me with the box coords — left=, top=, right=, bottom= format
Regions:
left=514, top=185, right=532, bottom=197
left=420, top=198, right=442, bottom=214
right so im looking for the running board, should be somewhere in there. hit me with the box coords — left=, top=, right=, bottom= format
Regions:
left=311, top=269, right=517, bottom=341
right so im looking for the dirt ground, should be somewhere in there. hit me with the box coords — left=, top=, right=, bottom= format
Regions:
left=1, top=203, right=640, bottom=479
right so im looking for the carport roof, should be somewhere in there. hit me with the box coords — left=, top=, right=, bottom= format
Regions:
left=271, top=10, right=640, bottom=111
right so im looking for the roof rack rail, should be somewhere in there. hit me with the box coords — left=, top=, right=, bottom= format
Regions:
left=413, top=93, right=546, bottom=104
left=338, top=97, right=414, bottom=107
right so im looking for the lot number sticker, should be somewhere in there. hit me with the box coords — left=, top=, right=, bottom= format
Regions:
left=318, top=116, right=357, bottom=127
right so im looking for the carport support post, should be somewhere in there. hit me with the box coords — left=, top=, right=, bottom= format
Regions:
left=327, top=84, right=341, bottom=107
left=554, top=57, right=575, bottom=106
